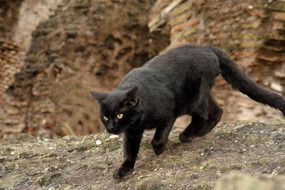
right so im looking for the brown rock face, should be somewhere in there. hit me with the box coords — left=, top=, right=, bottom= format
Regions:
left=1, top=0, right=285, bottom=140
left=150, top=0, right=285, bottom=122
left=0, top=40, right=26, bottom=141
left=0, top=0, right=24, bottom=40
left=7, top=0, right=170, bottom=138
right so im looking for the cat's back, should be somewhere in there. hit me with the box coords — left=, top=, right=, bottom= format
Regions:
left=119, top=44, right=220, bottom=99
left=145, top=44, right=218, bottom=71
left=118, top=67, right=169, bottom=90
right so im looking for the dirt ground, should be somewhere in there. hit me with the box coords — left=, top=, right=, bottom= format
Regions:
left=1, top=121, right=285, bottom=190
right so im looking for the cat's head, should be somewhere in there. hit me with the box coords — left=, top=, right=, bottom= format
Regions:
left=91, top=86, right=140, bottom=134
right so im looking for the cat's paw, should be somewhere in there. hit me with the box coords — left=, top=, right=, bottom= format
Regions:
left=179, top=132, right=194, bottom=143
left=151, top=141, right=165, bottom=155
left=113, top=167, right=132, bottom=179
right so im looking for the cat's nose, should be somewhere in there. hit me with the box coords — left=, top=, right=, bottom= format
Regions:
left=107, top=125, right=116, bottom=133
left=107, top=125, right=122, bottom=134
left=108, top=128, right=119, bottom=134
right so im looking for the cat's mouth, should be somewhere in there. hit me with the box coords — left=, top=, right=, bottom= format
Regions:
left=106, top=127, right=125, bottom=135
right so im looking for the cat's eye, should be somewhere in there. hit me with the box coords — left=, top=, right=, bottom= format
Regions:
left=116, top=113, right=124, bottom=120
left=103, top=116, right=109, bottom=121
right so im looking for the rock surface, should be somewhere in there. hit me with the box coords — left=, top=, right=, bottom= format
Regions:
left=214, top=173, right=285, bottom=190
left=1, top=121, right=285, bottom=189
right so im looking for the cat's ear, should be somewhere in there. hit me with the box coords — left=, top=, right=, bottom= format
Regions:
left=90, top=90, right=107, bottom=103
left=124, top=86, right=139, bottom=106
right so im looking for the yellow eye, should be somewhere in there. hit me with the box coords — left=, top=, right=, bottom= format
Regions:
left=116, top=113, right=124, bottom=120
left=103, top=116, right=109, bottom=121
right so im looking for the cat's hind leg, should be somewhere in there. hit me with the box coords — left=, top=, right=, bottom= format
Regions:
left=179, top=96, right=223, bottom=142
left=152, top=118, right=175, bottom=155
left=194, top=96, right=223, bottom=136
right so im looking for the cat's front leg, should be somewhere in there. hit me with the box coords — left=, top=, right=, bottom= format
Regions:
left=113, top=128, right=143, bottom=179
left=152, top=120, right=175, bottom=155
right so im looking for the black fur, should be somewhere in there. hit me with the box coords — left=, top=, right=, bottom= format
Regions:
left=91, top=44, right=285, bottom=179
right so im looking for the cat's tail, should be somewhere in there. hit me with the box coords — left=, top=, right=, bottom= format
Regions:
left=209, top=46, right=285, bottom=115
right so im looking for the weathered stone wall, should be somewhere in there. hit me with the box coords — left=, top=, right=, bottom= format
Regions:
left=150, top=0, right=267, bottom=65
left=0, top=41, right=26, bottom=140
left=150, top=0, right=284, bottom=82
left=1, top=0, right=285, bottom=140
left=6, top=0, right=169, bottom=138
left=0, top=0, right=24, bottom=40
left=257, top=1, right=285, bottom=64
left=255, top=1, right=285, bottom=92
left=150, top=0, right=285, bottom=121
left=12, top=0, right=62, bottom=51
left=0, top=0, right=63, bottom=140
left=0, top=1, right=26, bottom=140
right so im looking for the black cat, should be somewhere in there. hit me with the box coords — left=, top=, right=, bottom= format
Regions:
left=91, top=44, right=285, bottom=179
